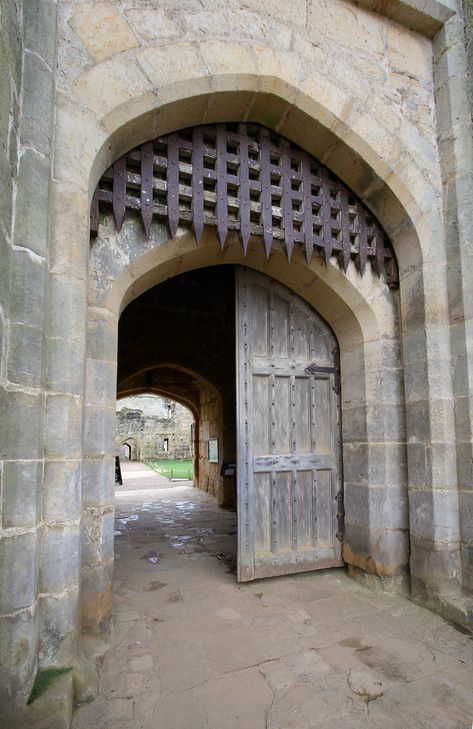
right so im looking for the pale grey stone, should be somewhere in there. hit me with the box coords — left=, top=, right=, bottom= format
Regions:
left=0, top=532, right=38, bottom=613
left=2, top=460, right=41, bottom=529
left=39, top=526, right=80, bottom=595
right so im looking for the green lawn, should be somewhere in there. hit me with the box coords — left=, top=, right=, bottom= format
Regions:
left=145, top=459, right=194, bottom=480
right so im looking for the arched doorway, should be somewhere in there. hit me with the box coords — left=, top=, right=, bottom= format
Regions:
left=80, top=121, right=408, bottom=639
left=114, top=264, right=345, bottom=583
left=120, top=442, right=132, bottom=461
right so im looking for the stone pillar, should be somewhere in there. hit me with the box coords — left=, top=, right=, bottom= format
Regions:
left=81, top=305, right=117, bottom=636
left=342, top=297, right=409, bottom=591
left=0, top=0, right=57, bottom=715
left=434, top=3, right=473, bottom=622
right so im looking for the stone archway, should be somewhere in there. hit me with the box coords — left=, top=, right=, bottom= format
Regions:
left=120, top=439, right=138, bottom=462
left=43, top=52, right=468, bottom=690
left=82, top=213, right=407, bottom=639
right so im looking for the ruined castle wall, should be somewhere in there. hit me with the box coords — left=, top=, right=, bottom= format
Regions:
left=116, top=397, right=193, bottom=462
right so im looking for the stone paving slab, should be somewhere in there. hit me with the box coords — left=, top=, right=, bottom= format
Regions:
left=73, top=463, right=473, bottom=729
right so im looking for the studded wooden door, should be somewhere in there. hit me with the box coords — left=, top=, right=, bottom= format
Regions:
left=236, top=268, right=344, bottom=581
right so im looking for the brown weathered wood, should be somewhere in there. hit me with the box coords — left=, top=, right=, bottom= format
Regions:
left=339, top=185, right=351, bottom=272
left=357, top=205, right=368, bottom=276
left=236, top=268, right=344, bottom=582
left=238, top=124, right=251, bottom=254
left=90, top=189, right=99, bottom=238
left=140, top=142, right=154, bottom=238
left=167, top=134, right=180, bottom=239
left=374, top=222, right=385, bottom=276
left=260, top=130, right=273, bottom=259
left=112, top=155, right=127, bottom=231
left=192, top=127, right=204, bottom=245
left=216, top=124, right=228, bottom=249
left=320, top=167, right=333, bottom=266
left=301, top=153, right=314, bottom=264
left=281, top=140, right=294, bottom=262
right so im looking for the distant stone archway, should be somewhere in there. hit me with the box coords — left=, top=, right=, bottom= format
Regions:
left=120, top=440, right=135, bottom=461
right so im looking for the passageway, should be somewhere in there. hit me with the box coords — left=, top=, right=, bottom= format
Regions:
left=72, top=463, right=473, bottom=729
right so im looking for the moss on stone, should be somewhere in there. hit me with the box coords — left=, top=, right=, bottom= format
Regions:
left=27, top=667, right=72, bottom=705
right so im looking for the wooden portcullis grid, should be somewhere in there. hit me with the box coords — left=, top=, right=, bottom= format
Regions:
left=90, top=123, right=398, bottom=285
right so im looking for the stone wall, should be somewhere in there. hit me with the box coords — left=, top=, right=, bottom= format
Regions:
left=464, top=0, right=473, bottom=108
left=1, top=0, right=473, bottom=725
left=0, top=0, right=58, bottom=717
left=198, top=385, right=225, bottom=503
left=116, top=395, right=193, bottom=462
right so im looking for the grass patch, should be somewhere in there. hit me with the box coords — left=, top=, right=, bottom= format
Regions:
left=27, top=667, right=73, bottom=705
left=145, top=459, right=194, bottom=480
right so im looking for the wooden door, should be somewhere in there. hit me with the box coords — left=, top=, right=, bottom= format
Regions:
left=236, top=268, right=344, bottom=581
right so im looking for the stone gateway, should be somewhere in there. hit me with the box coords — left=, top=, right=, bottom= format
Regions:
left=0, top=0, right=472, bottom=726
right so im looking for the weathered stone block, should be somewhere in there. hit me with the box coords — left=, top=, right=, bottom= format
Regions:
left=0, top=386, right=43, bottom=460
left=0, top=532, right=38, bottom=613
left=0, top=606, right=38, bottom=709
left=85, top=358, right=117, bottom=407
left=386, top=22, right=432, bottom=79
left=342, top=442, right=369, bottom=486
left=7, top=321, right=43, bottom=388
left=0, top=144, right=13, bottom=238
left=2, top=460, right=41, bottom=529
left=39, top=525, right=80, bottom=595
left=344, top=483, right=408, bottom=530
left=456, top=441, right=473, bottom=490
left=24, top=0, right=57, bottom=69
left=10, top=247, right=46, bottom=327
left=125, top=6, right=181, bottom=42
left=80, top=510, right=114, bottom=565
left=69, top=1, right=139, bottom=61
left=341, top=404, right=368, bottom=443
left=14, top=149, right=50, bottom=256
left=20, top=50, right=54, bottom=156
left=42, top=460, right=81, bottom=523
left=80, top=561, right=113, bottom=636
left=409, top=489, right=460, bottom=543
left=426, top=441, right=459, bottom=489
left=46, top=273, right=86, bottom=343
left=84, top=405, right=116, bottom=457
left=38, top=590, right=79, bottom=668
left=45, top=336, right=84, bottom=396
left=406, top=440, right=428, bottom=488
left=405, top=398, right=431, bottom=442
left=74, top=54, right=153, bottom=120
left=410, top=535, right=462, bottom=596
left=20, top=671, right=74, bottom=729
left=82, top=456, right=115, bottom=507
left=44, top=393, right=82, bottom=459
left=459, top=490, right=473, bottom=544
left=343, top=523, right=409, bottom=577
left=366, top=402, right=406, bottom=442
left=399, top=269, right=426, bottom=334
left=0, top=229, right=11, bottom=321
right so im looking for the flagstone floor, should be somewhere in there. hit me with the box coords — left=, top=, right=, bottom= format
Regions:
left=72, top=462, right=473, bottom=729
